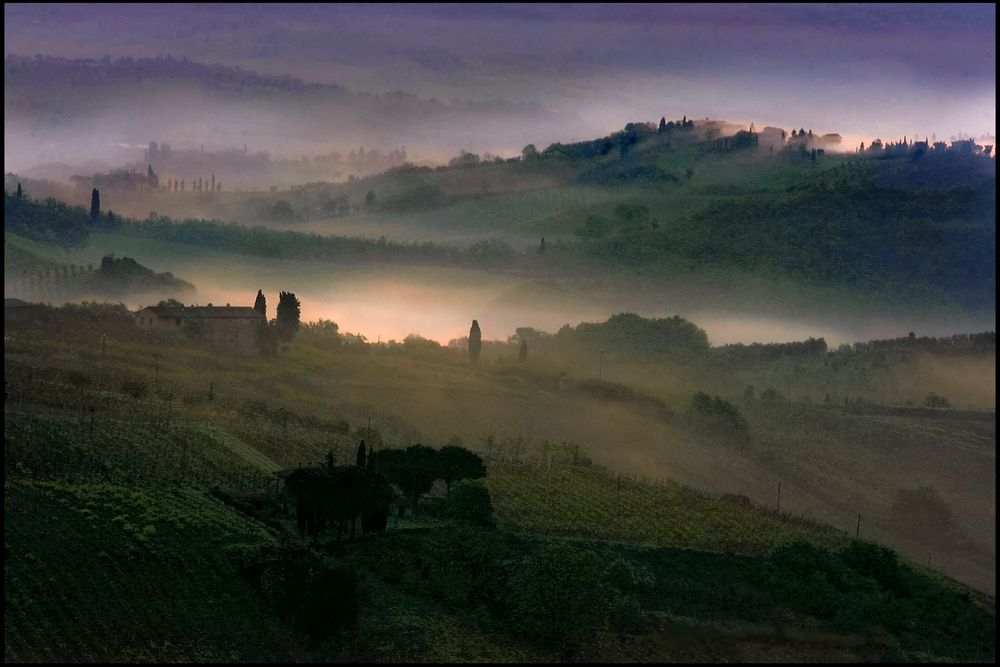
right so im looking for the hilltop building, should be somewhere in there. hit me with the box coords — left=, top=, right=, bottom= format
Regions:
left=134, top=303, right=263, bottom=353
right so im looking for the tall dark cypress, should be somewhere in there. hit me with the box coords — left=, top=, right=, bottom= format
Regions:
left=16, top=182, right=23, bottom=198
left=90, top=189, right=101, bottom=221
left=253, top=289, right=267, bottom=319
left=356, top=440, right=367, bottom=468
left=468, top=320, right=482, bottom=363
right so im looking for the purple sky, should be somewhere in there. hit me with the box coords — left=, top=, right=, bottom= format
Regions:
left=4, top=3, right=996, bottom=143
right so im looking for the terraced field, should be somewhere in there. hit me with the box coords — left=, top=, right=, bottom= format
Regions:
left=487, top=463, right=846, bottom=554
left=4, top=481, right=297, bottom=662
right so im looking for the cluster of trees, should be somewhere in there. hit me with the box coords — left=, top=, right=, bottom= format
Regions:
left=5, top=189, right=92, bottom=247
left=713, top=337, right=828, bottom=368
left=92, top=254, right=194, bottom=294
left=556, top=312, right=710, bottom=363
left=447, top=149, right=507, bottom=168
left=284, top=443, right=488, bottom=540
left=658, top=115, right=695, bottom=132
left=251, top=290, right=301, bottom=354
left=2, top=301, right=141, bottom=343
left=374, top=444, right=487, bottom=509
left=686, top=392, right=751, bottom=446
left=285, top=455, right=393, bottom=538
left=831, top=331, right=995, bottom=358
left=609, top=168, right=995, bottom=308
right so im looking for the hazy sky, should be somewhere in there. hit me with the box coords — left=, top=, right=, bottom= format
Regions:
left=4, top=3, right=996, bottom=143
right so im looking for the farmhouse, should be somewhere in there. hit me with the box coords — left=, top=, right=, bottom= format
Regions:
left=4, top=298, right=46, bottom=326
left=134, top=303, right=263, bottom=353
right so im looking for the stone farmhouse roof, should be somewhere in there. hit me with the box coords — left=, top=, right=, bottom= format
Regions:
left=143, top=305, right=262, bottom=319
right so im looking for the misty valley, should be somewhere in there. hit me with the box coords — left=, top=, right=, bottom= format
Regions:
left=3, top=5, right=996, bottom=664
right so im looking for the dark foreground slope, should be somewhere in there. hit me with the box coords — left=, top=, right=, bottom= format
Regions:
left=4, top=307, right=995, bottom=662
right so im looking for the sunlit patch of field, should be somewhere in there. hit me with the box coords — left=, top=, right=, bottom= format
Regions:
left=486, top=463, right=847, bottom=554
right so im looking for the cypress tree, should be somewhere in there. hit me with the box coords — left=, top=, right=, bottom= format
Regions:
left=16, top=182, right=23, bottom=198
left=356, top=440, right=367, bottom=468
left=276, top=291, right=301, bottom=341
left=90, top=189, right=101, bottom=221
left=658, top=116, right=667, bottom=133
left=253, top=289, right=267, bottom=319
left=468, top=320, right=482, bottom=363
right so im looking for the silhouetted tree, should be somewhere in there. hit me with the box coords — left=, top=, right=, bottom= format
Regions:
left=90, top=189, right=100, bottom=221
left=519, top=338, right=528, bottom=362
left=468, top=319, right=482, bottom=363
left=365, top=190, right=376, bottom=206
left=253, top=289, right=267, bottom=319
left=374, top=445, right=438, bottom=514
left=211, top=173, right=215, bottom=192
left=539, top=236, right=546, bottom=253
left=276, top=291, right=301, bottom=342
left=16, top=182, right=23, bottom=198
left=437, top=446, right=486, bottom=495
left=522, top=144, right=539, bottom=160
left=924, top=392, right=951, bottom=409
left=658, top=116, right=667, bottom=133
left=356, top=439, right=367, bottom=468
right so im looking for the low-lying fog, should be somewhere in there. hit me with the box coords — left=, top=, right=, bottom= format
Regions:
left=43, top=236, right=995, bottom=350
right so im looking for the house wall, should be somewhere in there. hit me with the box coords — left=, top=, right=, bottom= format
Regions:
left=134, top=308, right=181, bottom=332
left=133, top=309, right=261, bottom=353
left=201, top=318, right=259, bottom=353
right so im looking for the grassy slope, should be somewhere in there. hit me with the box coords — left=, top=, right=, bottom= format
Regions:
left=4, top=322, right=996, bottom=661
left=4, top=324, right=994, bottom=593
left=4, top=481, right=298, bottom=662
